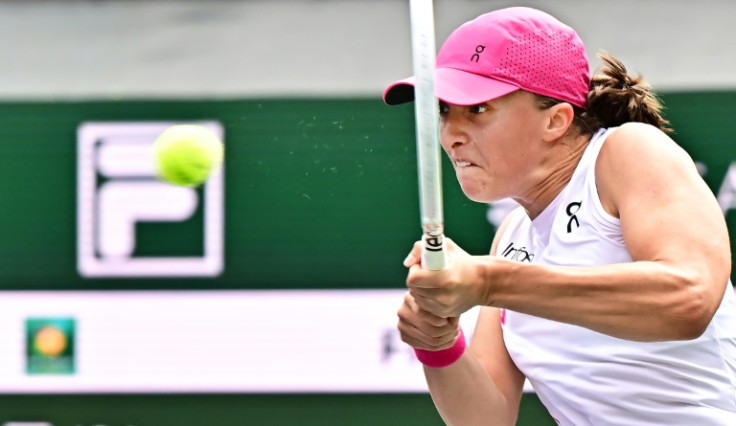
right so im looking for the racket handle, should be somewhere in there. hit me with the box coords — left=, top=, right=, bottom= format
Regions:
left=421, top=233, right=447, bottom=270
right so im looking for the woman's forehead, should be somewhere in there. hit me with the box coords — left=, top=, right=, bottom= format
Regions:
left=441, top=90, right=536, bottom=110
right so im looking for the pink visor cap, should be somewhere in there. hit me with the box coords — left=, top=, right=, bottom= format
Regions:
left=383, top=7, right=590, bottom=109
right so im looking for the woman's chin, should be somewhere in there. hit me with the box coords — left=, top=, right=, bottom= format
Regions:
left=458, top=179, right=507, bottom=204
left=459, top=183, right=490, bottom=203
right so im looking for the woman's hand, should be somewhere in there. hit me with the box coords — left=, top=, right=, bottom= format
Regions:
left=396, top=291, right=460, bottom=350
left=404, top=238, right=489, bottom=318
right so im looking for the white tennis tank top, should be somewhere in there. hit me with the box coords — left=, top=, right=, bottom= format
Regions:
left=497, top=128, right=736, bottom=425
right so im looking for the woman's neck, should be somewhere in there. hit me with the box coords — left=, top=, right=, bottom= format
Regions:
left=514, top=133, right=590, bottom=219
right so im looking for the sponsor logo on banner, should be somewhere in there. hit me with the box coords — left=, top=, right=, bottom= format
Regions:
left=26, top=317, right=75, bottom=375
left=76, top=122, right=224, bottom=277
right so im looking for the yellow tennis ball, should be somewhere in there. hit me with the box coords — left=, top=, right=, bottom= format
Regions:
left=153, top=124, right=223, bottom=187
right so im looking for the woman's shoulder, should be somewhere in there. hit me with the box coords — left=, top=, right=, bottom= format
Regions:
left=600, top=122, right=693, bottom=170
left=604, top=122, right=680, bottom=151
left=596, top=122, right=698, bottom=217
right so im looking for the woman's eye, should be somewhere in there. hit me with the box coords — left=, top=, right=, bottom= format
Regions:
left=438, top=102, right=449, bottom=114
left=470, top=104, right=488, bottom=114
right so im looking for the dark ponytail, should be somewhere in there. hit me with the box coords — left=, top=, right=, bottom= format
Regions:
left=584, top=51, right=671, bottom=133
left=534, top=51, right=672, bottom=135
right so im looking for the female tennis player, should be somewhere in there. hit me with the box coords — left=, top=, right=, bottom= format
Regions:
left=384, top=7, right=736, bottom=425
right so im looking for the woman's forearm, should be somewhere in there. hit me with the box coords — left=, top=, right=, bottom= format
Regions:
left=487, top=258, right=726, bottom=341
left=423, top=352, right=519, bottom=426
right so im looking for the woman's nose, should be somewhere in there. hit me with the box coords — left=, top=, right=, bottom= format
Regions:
left=440, top=116, right=467, bottom=150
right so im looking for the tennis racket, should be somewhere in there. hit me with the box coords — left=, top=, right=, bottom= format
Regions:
left=409, top=0, right=446, bottom=270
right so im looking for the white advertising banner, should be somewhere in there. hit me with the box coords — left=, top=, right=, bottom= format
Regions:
left=0, top=290, right=481, bottom=393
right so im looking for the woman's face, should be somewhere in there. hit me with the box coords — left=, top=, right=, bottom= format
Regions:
left=439, top=90, right=549, bottom=203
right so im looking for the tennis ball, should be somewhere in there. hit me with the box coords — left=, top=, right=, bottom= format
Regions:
left=153, top=124, right=223, bottom=187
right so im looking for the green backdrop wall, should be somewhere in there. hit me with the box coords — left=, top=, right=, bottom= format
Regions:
left=0, top=98, right=493, bottom=290
left=2, top=93, right=736, bottom=290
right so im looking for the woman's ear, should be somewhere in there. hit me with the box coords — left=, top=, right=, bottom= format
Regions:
left=542, top=102, right=575, bottom=142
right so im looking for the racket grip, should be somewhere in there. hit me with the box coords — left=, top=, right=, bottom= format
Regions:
left=421, top=233, right=447, bottom=270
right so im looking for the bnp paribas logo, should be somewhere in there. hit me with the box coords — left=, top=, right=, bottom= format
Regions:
left=26, top=317, right=75, bottom=375
left=76, top=122, right=224, bottom=277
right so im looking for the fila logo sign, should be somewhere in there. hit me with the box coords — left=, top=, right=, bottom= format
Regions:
left=76, top=122, right=224, bottom=278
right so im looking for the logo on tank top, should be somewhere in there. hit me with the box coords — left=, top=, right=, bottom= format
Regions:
left=501, top=242, right=534, bottom=262
left=566, top=201, right=582, bottom=233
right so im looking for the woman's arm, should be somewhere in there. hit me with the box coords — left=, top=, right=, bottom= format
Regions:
left=398, top=294, right=524, bottom=425
left=398, top=212, right=525, bottom=425
left=407, top=123, right=731, bottom=341
left=424, top=307, right=525, bottom=426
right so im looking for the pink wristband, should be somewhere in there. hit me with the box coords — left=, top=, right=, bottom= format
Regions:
left=414, top=328, right=466, bottom=368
